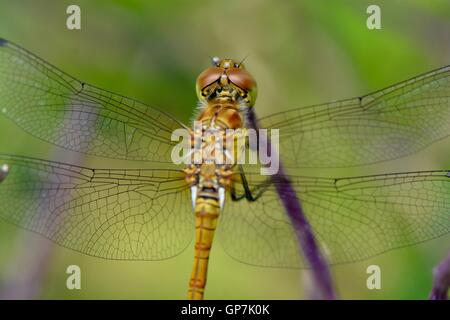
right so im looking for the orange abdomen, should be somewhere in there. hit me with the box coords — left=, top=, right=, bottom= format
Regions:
left=188, top=197, right=220, bottom=300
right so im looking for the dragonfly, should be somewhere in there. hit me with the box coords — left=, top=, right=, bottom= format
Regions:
left=0, top=38, right=450, bottom=299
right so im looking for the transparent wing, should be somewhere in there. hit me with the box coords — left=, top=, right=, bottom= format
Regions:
left=0, top=154, right=193, bottom=260
left=219, top=170, right=450, bottom=268
left=0, top=38, right=184, bottom=163
left=258, top=65, right=450, bottom=167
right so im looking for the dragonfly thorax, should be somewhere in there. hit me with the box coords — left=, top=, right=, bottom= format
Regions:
left=184, top=114, right=238, bottom=211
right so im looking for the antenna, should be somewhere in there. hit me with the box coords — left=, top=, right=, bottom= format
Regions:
left=237, top=53, right=249, bottom=67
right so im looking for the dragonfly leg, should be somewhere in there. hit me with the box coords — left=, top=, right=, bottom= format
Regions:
left=230, top=165, right=269, bottom=202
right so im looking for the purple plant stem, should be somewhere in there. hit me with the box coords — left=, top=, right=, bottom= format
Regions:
left=429, top=252, right=450, bottom=300
left=0, top=232, right=55, bottom=299
left=0, top=108, right=89, bottom=299
left=0, top=152, right=64, bottom=299
left=1, top=163, right=57, bottom=299
left=247, top=108, right=335, bottom=299
left=0, top=153, right=84, bottom=299
left=0, top=165, right=53, bottom=299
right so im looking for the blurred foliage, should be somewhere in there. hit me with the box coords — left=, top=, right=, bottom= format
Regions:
left=0, top=0, right=449, bottom=299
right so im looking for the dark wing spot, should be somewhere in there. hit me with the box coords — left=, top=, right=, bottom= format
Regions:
left=0, top=38, right=8, bottom=46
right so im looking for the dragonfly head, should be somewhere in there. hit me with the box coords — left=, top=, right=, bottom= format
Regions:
left=196, top=57, right=257, bottom=107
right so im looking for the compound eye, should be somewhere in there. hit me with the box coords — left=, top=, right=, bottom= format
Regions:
left=196, top=67, right=224, bottom=90
left=226, top=68, right=256, bottom=92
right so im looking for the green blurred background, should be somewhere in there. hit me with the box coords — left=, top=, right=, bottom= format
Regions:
left=0, top=0, right=450, bottom=299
